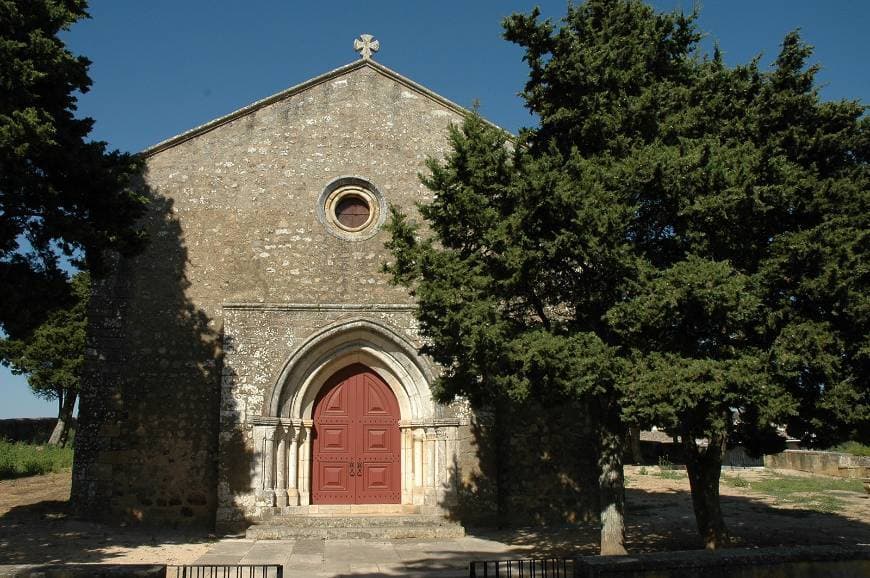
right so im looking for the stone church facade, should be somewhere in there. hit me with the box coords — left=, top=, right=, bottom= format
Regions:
left=72, top=39, right=598, bottom=530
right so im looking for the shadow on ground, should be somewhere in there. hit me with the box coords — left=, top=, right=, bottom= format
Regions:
left=1, top=483, right=867, bottom=572
left=456, top=486, right=869, bottom=559
left=0, top=497, right=215, bottom=565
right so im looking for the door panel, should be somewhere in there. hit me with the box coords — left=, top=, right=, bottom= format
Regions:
left=362, top=380, right=389, bottom=414
left=311, top=366, right=355, bottom=504
left=364, top=426, right=389, bottom=451
left=319, top=463, right=350, bottom=491
left=312, top=364, right=401, bottom=504
left=320, top=425, right=349, bottom=452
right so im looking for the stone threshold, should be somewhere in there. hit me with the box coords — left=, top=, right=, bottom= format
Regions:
left=261, top=503, right=424, bottom=516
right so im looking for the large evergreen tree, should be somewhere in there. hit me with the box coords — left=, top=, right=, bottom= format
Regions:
left=1, top=0, right=147, bottom=422
left=386, top=0, right=867, bottom=553
left=0, top=0, right=147, bottom=339
left=385, top=113, right=633, bottom=555
left=386, top=0, right=701, bottom=555
left=608, top=31, right=868, bottom=548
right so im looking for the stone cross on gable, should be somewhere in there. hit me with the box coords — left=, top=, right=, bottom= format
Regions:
left=354, top=34, right=379, bottom=59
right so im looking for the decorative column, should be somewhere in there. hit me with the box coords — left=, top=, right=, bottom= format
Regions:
left=400, top=426, right=413, bottom=504
left=413, top=428, right=425, bottom=487
left=299, top=421, right=313, bottom=505
left=275, top=425, right=288, bottom=507
left=262, top=428, right=276, bottom=507
left=426, top=427, right=437, bottom=494
left=413, top=428, right=425, bottom=504
left=251, top=425, right=266, bottom=497
left=445, top=425, right=460, bottom=506
left=435, top=428, right=447, bottom=490
left=287, top=424, right=299, bottom=506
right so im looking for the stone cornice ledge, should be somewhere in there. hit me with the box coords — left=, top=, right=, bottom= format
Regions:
left=223, top=302, right=416, bottom=312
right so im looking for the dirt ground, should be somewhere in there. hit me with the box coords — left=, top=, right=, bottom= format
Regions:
left=0, top=466, right=867, bottom=566
left=0, top=472, right=213, bottom=566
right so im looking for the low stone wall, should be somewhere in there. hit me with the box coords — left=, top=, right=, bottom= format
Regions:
left=0, top=418, right=73, bottom=444
left=574, top=544, right=869, bottom=578
left=765, top=449, right=870, bottom=479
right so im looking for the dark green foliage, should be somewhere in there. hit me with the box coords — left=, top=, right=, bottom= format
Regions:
left=828, top=441, right=870, bottom=457
left=385, top=114, right=628, bottom=412
left=0, top=0, right=147, bottom=338
left=385, top=110, right=631, bottom=553
left=0, top=272, right=88, bottom=397
left=607, top=29, right=869, bottom=451
left=385, top=1, right=704, bottom=552
left=0, top=272, right=88, bottom=445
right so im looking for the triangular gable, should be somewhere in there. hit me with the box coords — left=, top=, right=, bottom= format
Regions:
left=142, top=59, right=504, bottom=157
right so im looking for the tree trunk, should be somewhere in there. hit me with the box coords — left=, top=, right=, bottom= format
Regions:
left=598, top=414, right=628, bottom=555
left=683, top=430, right=729, bottom=549
left=48, top=388, right=77, bottom=447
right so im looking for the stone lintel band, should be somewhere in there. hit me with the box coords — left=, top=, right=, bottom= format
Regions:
left=224, top=302, right=416, bottom=312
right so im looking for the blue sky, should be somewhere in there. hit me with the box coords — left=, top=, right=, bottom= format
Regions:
left=2, top=0, right=867, bottom=418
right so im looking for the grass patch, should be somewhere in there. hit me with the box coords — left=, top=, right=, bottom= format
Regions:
left=0, top=440, right=74, bottom=480
left=654, top=468, right=684, bottom=480
left=653, top=456, right=684, bottom=479
left=749, top=474, right=863, bottom=513
left=827, top=441, right=870, bottom=457
left=723, top=474, right=750, bottom=488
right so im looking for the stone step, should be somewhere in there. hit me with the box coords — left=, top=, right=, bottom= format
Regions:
left=252, top=514, right=456, bottom=528
left=245, top=514, right=465, bottom=540
left=259, top=503, right=423, bottom=517
left=246, top=523, right=465, bottom=540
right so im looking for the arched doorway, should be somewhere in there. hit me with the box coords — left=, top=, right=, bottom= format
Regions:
left=311, top=363, right=401, bottom=504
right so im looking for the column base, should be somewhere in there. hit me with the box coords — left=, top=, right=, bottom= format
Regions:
left=412, top=488, right=426, bottom=505
left=286, top=489, right=300, bottom=506
left=256, top=489, right=276, bottom=507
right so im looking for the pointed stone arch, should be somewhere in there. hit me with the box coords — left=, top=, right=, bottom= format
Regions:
left=265, top=317, right=436, bottom=422
left=220, top=308, right=462, bottom=514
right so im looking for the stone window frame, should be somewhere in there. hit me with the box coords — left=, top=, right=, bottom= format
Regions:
left=316, top=176, right=386, bottom=241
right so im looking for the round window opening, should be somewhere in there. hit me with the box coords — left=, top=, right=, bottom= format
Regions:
left=316, top=176, right=386, bottom=241
left=335, top=194, right=371, bottom=231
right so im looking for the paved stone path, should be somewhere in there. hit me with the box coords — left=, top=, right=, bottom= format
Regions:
left=194, top=535, right=525, bottom=577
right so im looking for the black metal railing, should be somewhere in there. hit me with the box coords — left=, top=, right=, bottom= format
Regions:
left=167, top=565, right=283, bottom=578
left=470, top=558, right=574, bottom=577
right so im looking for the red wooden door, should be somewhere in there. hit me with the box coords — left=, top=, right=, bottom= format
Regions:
left=312, top=364, right=401, bottom=504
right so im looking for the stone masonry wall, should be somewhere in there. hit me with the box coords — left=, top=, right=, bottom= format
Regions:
left=220, top=307, right=423, bottom=423
left=448, top=402, right=599, bottom=527
left=72, top=63, right=467, bottom=526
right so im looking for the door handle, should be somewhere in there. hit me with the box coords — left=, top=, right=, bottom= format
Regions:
left=349, top=461, right=356, bottom=477
left=356, top=460, right=363, bottom=477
